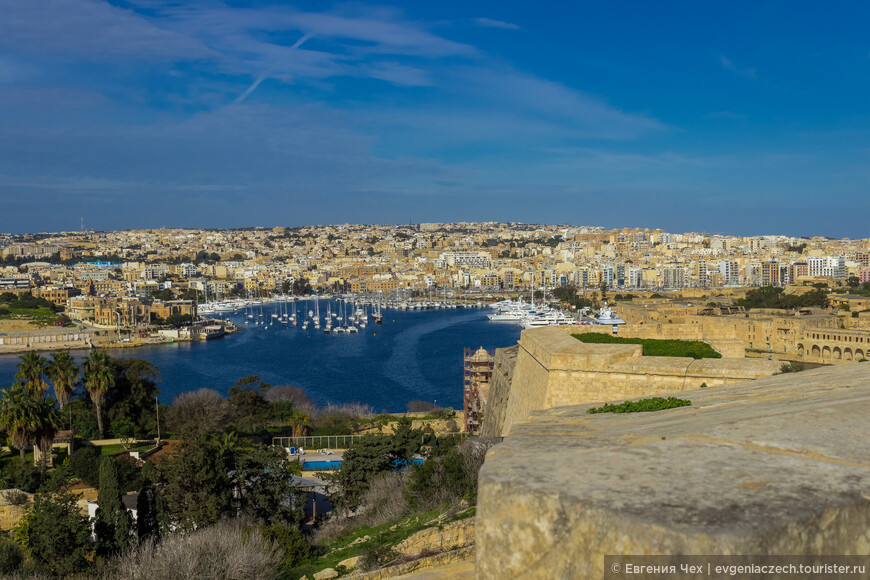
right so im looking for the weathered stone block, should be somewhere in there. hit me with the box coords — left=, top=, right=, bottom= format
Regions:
left=313, top=568, right=339, bottom=580
left=395, top=519, right=475, bottom=556
left=337, top=556, right=360, bottom=570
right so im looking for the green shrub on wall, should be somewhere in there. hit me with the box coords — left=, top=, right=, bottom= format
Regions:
left=587, top=397, right=691, bottom=414
left=572, top=333, right=722, bottom=359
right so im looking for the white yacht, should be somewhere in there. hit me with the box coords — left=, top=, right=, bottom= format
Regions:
left=520, top=310, right=580, bottom=329
left=589, top=303, right=626, bottom=332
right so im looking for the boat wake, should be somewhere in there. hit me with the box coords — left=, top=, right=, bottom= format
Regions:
left=383, top=312, right=477, bottom=398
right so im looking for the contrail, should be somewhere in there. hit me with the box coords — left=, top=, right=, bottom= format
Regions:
left=233, top=76, right=265, bottom=104
left=291, top=32, right=312, bottom=49
left=233, top=33, right=313, bottom=104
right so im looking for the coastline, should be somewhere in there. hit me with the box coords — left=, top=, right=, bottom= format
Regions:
left=0, top=319, right=238, bottom=357
left=0, top=305, right=522, bottom=411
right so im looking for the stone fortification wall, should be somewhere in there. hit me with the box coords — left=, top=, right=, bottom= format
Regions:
left=482, top=326, right=779, bottom=437
left=480, top=345, right=517, bottom=438
left=617, top=301, right=870, bottom=364
left=476, top=362, right=870, bottom=578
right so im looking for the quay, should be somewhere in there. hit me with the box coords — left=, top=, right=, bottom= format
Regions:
left=0, top=318, right=237, bottom=355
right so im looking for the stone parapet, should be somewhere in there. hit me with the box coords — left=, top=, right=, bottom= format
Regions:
left=477, top=362, right=870, bottom=578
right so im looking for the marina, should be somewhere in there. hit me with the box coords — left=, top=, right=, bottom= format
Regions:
left=486, top=296, right=626, bottom=331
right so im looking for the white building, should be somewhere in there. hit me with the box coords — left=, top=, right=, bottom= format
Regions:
left=808, top=256, right=846, bottom=280
left=440, top=251, right=491, bottom=269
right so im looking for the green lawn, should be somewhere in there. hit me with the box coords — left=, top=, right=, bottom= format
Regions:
left=0, top=448, right=69, bottom=467
left=96, top=442, right=155, bottom=456
left=0, top=306, right=63, bottom=325
left=572, top=333, right=722, bottom=359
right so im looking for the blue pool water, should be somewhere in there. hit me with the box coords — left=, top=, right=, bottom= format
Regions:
left=301, top=457, right=425, bottom=471
left=301, top=460, right=343, bottom=471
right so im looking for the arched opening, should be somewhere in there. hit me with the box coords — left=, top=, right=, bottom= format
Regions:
left=796, top=344, right=805, bottom=356
left=856, top=349, right=865, bottom=360
left=811, top=344, right=821, bottom=357
left=822, top=346, right=832, bottom=359
left=833, top=347, right=842, bottom=360
left=844, top=348, right=853, bottom=361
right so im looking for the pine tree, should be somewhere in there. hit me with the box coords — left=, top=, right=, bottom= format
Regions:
left=94, top=456, right=131, bottom=556
left=135, top=463, right=160, bottom=543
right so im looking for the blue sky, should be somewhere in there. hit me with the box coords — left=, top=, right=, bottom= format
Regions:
left=0, top=1, right=868, bottom=236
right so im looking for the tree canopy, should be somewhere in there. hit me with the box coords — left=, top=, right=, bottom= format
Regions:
left=736, top=286, right=828, bottom=310
left=157, top=436, right=303, bottom=531
left=326, top=418, right=428, bottom=512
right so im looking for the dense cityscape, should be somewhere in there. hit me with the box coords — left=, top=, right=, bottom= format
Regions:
left=2, top=223, right=868, bottom=313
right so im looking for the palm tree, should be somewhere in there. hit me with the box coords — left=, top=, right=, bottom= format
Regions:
left=0, top=383, right=41, bottom=462
left=46, top=351, right=79, bottom=410
left=33, top=398, right=61, bottom=467
left=82, top=350, right=115, bottom=437
left=217, top=431, right=252, bottom=454
left=15, top=351, right=48, bottom=399
left=289, top=409, right=309, bottom=438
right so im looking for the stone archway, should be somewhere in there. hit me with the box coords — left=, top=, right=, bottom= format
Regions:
left=833, top=347, right=842, bottom=360
left=811, top=344, right=821, bottom=357
left=822, top=346, right=832, bottom=359
left=796, top=344, right=805, bottom=356
left=844, top=348, right=853, bottom=361
left=856, top=349, right=865, bottom=360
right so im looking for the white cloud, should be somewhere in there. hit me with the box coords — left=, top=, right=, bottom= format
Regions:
left=473, top=18, right=520, bottom=30
left=456, top=67, right=665, bottom=139
left=0, top=1, right=476, bottom=88
left=720, top=55, right=757, bottom=78
left=0, top=0, right=217, bottom=62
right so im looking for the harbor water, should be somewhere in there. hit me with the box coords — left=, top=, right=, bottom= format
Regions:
left=0, top=300, right=521, bottom=413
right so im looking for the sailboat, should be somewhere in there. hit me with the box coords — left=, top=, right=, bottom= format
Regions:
left=324, top=303, right=333, bottom=333
left=279, top=296, right=288, bottom=325
left=345, top=299, right=359, bottom=333
left=374, top=293, right=384, bottom=324
left=313, top=297, right=321, bottom=330
left=332, top=300, right=345, bottom=333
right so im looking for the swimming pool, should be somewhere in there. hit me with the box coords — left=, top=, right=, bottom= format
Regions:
left=301, top=460, right=343, bottom=471
left=300, top=458, right=425, bottom=471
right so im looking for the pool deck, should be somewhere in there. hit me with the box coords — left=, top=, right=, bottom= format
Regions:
left=297, top=449, right=345, bottom=468
left=298, top=450, right=344, bottom=459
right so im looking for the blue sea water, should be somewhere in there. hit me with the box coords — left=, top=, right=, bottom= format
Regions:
left=0, top=301, right=521, bottom=413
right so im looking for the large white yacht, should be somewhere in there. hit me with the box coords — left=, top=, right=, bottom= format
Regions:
left=520, top=311, right=580, bottom=329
